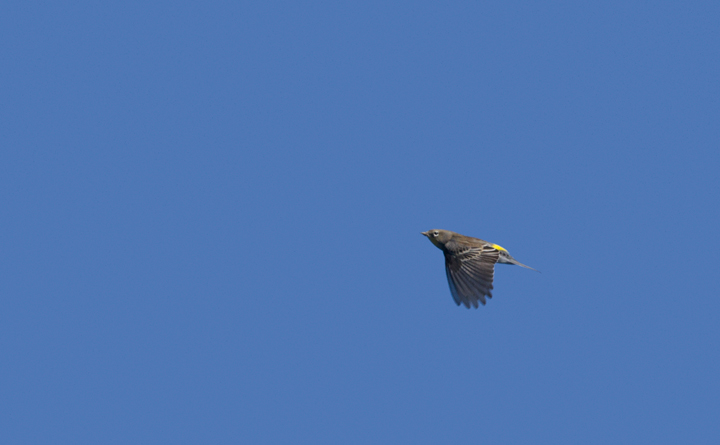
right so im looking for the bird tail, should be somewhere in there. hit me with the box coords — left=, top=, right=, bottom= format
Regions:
left=511, top=258, right=539, bottom=272
left=500, top=255, right=539, bottom=272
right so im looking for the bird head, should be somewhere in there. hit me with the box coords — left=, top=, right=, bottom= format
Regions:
left=421, top=229, right=453, bottom=249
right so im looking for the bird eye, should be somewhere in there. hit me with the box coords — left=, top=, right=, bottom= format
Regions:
left=433, top=231, right=439, bottom=237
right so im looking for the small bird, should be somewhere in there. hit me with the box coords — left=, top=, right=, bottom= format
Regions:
left=422, top=229, right=536, bottom=308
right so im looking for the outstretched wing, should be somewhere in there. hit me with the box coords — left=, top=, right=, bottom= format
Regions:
left=444, top=245, right=500, bottom=308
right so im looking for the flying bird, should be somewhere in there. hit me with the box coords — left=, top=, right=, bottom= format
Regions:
left=422, top=229, right=536, bottom=308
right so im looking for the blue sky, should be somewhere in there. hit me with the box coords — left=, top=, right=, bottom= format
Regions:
left=2, top=1, right=719, bottom=443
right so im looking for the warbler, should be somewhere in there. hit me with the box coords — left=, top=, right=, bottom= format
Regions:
left=422, top=229, right=536, bottom=308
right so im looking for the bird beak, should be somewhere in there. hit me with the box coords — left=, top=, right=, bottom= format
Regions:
left=421, top=231, right=428, bottom=237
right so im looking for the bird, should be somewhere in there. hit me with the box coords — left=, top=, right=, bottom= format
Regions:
left=421, top=229, right=536, bottom=308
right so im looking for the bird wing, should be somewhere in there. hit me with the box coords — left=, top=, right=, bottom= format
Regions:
left=444, top=245, right=500, bottom=308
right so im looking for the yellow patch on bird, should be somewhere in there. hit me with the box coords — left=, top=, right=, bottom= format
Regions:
left=491, top=243, right=507, bottom=252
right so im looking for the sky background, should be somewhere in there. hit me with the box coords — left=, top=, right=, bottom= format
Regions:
left=2, top=1, right=719, bottom=443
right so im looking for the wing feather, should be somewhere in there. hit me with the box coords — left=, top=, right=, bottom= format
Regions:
left=444, top=246, right=500, bottom=308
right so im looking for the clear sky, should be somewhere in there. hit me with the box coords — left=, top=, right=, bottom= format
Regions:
left=2, top=2, right=719, bottom=444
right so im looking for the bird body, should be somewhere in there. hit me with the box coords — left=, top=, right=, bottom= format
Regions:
left=421, top=229, right=536, bottom=308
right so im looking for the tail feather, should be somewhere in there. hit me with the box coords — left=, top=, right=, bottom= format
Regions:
left=509, top=258, right=539, bottom=272
left=500, top=255, right=539, bottom=272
